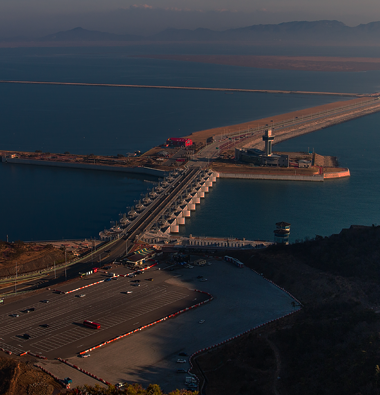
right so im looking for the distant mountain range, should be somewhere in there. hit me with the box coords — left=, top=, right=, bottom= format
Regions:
left=39, top=27, right=142, bottom=42
left=5, top=21, right=380, bottom=45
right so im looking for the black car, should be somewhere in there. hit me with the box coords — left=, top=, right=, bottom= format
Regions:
left=40, top=324, right=50, bottom=328
left=176, top=369, right=187, bottom=373
left=179, top=352, right=188, bottom=356
left=23, top=333, right=31, bottom=339
left=131, top=279, right=140, bottom=283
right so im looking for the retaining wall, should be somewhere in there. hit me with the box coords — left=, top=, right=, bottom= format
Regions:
left=324, top=169, right=351, bottom=179
left=218, top=172, right=324, bottom=182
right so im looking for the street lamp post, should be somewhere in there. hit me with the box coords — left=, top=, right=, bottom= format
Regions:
left=15, top=261, right=17, bottom=293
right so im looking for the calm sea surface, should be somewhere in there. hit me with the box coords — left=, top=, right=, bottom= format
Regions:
left=1, top=46, right=380, bottom=242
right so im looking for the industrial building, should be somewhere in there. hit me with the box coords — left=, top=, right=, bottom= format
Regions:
left=235, top=147, right=289, bottom=167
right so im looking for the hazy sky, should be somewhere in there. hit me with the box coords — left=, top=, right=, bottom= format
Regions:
left=1, top=0, right=380, bottom=38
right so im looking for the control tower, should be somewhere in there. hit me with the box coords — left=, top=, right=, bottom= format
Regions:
left=262, top=128, right=275, bottom=156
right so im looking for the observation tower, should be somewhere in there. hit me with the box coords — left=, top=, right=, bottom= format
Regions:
left=262, top=128, right=275, bottom=156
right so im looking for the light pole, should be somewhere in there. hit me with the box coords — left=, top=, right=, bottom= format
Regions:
left=14, top=261, right=17, bottom=294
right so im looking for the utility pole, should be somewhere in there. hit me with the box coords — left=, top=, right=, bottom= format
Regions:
left=54, top=261, right=56, bottom=279
left=14, top=261, right=17, bottom=294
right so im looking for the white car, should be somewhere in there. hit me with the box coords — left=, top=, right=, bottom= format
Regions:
left=80, top=353, right=90, bottom=358
left=177, top=359, right=187, bottom=363
left=199, top=320, right=205, bottom=324
left=127, top=291, right=133, bottom=294
left=78, top=294, right=86, bottom=298
left=200, top=278, right=208, bottom=282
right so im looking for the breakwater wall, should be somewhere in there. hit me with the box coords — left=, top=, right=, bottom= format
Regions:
left=1, top=156, right=167, bottom=177
left=324, top=169, right=351, bottom=179
left=218, top=172, right=325, bottom=182
left=249, top=100, right=380, bottom=151
left=0, top=80, right=366, bottom=97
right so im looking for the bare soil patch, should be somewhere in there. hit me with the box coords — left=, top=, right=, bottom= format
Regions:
left=0, top=355, right=61, bottom=395
left=0, top=241, right=68, bottom=278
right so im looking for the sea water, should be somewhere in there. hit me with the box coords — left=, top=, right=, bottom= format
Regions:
left=1, top=46, right=380, bottom=241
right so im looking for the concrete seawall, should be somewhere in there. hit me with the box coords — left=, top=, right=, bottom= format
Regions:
left=218, top=173, right=325, bottom=182
left=1, top=157, right=167, bottom=177
left=218, top=168, right=350, bottom=181
left=324, top=169, right=351, bottom=179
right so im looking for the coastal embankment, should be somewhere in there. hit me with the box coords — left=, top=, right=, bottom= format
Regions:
left=212, top=167, right=350, bottom=181
left=187, top=97, right=380, bottom=146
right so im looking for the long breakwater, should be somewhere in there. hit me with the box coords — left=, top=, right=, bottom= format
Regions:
left=0, top=80, right=371, bottom=97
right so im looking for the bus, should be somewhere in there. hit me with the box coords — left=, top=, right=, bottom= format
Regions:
left=224, top=256, right=244, bottom=268
left=83, top=320, right=101, bottom=329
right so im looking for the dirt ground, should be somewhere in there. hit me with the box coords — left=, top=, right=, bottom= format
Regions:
left=0, top=355, right=62, bottom=395
left=0, top=242, right=70, bottom=278
left=138, top=54, right=380, bottom=72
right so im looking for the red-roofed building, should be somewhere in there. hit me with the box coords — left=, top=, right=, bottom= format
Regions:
left=166, top=137, right=193, bottom=147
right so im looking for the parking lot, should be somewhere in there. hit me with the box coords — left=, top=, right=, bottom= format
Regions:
left=38, top=259, right=299, bottom=392
left=0, top=267, right=208, bottom=359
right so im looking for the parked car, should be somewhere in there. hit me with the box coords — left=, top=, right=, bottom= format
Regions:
left=199, top=320, right=205, bottom=324
left=63, top=378, right=72, bottom=384
left=126, top=291, right=133, bottom=294
left=23, top=333, right=31, bottom=339
left=105, top=278, right=112, bottom=282
left=77, top=294, right=86, bottom=298
left=176, top=369, right=187, bottom=373
left=10, top=314, right=19, bottom=318
left=41, top=299, right=49, bottom=303
left=80, top=353, right=91, bottom=358
left=41, top=324, right=50, bottom=328
left=177, top=359, right=187, bottom=363
left=179, top=352, right=188, bottom=356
